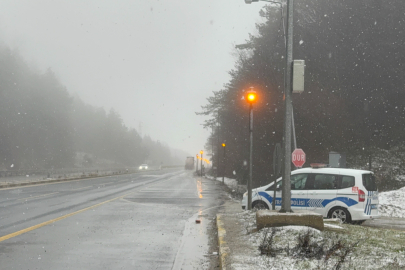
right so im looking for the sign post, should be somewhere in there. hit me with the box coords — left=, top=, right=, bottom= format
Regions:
left=292, top=148, right=306, bottom=168
left=272, top=143, right=282, bottom=210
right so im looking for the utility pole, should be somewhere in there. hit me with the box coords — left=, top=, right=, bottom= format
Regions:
left=244, top=0, right=295, bottom=212
left=280, top=0, right=294, bottom=213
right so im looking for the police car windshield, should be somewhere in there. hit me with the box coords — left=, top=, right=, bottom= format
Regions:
left=362, top=174, right=377, bottom=191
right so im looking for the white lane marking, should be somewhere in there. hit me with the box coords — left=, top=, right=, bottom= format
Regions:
left=126, top=197, right=197, bottom=199
left=99, top=182, right=114, bottom=185
left=17, top=192, right=60, bottom=201
left=70, top=186, right=93, bottom=191
left=139, top=189, right=197, bottom=192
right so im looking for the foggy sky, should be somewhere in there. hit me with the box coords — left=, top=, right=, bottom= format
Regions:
left=0, top=0, right=263, bottom=155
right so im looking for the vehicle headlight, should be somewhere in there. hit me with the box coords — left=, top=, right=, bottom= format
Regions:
left=243, top=192, right=247, bottom=197
left=139, top=166, right=142, bottom=169
left=145, top=167, right=148, bottom=169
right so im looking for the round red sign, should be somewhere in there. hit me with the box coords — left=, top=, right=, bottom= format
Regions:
left=292, top=148, right=306, bottom=168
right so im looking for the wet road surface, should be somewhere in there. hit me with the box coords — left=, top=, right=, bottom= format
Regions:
left=0, top=169, right=222, bottom=269
left=362, top=217, right=405, bottom=231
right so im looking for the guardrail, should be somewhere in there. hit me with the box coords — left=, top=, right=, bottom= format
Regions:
left=0, top=167, right=138, bottom=178
left=161, top=165, right=183, bottom=169
left=0, top=165, right=185, bottom=179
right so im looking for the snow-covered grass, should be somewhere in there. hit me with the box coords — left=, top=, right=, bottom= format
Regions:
left=216, top=176, right=405, bottom=269
left=233, top=210, right=405, bottom=270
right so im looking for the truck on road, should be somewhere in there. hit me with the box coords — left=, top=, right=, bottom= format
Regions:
left=185, top=157, right=195, bottom=170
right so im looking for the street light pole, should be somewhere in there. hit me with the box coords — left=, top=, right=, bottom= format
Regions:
left=212, top=125, right=215, bottom=175
left=200, top=150, right=203, bottom=177
left=222, top=143, right=226, bottom=183
left=245, top=89, right=257, bottom=210
left=196, top=154, right=198, bottom=174
left=248, top=103, right=254, bottom=210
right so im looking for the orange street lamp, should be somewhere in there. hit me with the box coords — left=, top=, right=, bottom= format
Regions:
left=245, top=87, right=257, bottom=210
left=246, top=92, right=257, bottom=103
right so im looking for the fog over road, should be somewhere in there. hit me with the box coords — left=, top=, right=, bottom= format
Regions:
left=0, top=169, right=222, bottom=269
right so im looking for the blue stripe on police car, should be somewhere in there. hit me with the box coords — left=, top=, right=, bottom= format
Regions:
left=257, top=191, right=358, bottom=208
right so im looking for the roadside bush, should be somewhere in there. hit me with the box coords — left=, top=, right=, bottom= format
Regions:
left=259, top=228, right=281, bottom=257
left=260, top=228, right=359, bottom=269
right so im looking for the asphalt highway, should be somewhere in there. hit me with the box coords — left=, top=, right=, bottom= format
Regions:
left=0, top=168, right=222, bottom=269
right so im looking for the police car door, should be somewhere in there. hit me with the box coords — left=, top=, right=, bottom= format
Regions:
left=290, top=173, right=309, bottom=210
left=307, top=173, right=339, bottom=216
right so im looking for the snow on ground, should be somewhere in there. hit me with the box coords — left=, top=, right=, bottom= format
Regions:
left=206, top=175, right=239, bottom=189
left=212, top=176, right=405, bottom=269
left=205, top=175, right=246, bottom=196
left=232, top=209, right=405, bottom=269
left=379, top=187, right=405, bottom=218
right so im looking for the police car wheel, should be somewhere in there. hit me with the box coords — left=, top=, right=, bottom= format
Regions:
left=329, top=207, right=351, bottom=223
left=252, top=201, right=268, bottom=210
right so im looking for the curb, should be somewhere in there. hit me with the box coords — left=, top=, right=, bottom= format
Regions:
left=216, top=214, right=230, bottom=270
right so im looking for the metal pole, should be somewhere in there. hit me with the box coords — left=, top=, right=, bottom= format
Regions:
left=272, top=143, right=282, bottom=210
left=212, top=125, right=214, bottom=174
left=292, top=107, right=297, bottom=150
left=196, top=155, right=198, bottom=174
left=248, top=104, right=253, bottom=210
left=201, top=152, right=203, bottom=177
left=222, top=146, right=225, bottom=183
left=280, top=0, right=294, bottom=213
left=292, top=107, right=297, bottom=170
left=217, top=112, right=220, bottom=179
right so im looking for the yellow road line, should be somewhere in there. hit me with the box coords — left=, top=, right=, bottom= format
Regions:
left=0, top=191, right=135, bottom=243
left=17, top=192, right=60, bottom=201
left=217, top=214, right=230, bottom=270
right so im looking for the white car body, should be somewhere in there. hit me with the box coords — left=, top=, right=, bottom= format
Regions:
left=241, top=167, right=380, bottom=222
left=139, top=164, right=148, bottom=170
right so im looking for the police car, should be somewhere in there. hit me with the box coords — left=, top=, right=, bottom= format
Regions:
left=241, top=166, right=380, bottom=223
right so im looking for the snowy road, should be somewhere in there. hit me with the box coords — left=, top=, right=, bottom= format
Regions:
left=0, top=169, right=222, bottom=269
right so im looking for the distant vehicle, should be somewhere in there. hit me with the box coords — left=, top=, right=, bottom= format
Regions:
left=242, top=165, right=380, bottom=224
left=185, top=157, right=195, bottom=170
left=139, top=164, right=148, bottom=170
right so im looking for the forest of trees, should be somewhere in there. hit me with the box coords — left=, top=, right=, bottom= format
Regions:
left=199, top=0, right=405, bottom=187
left=0, top=45, right=183, bottom=170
